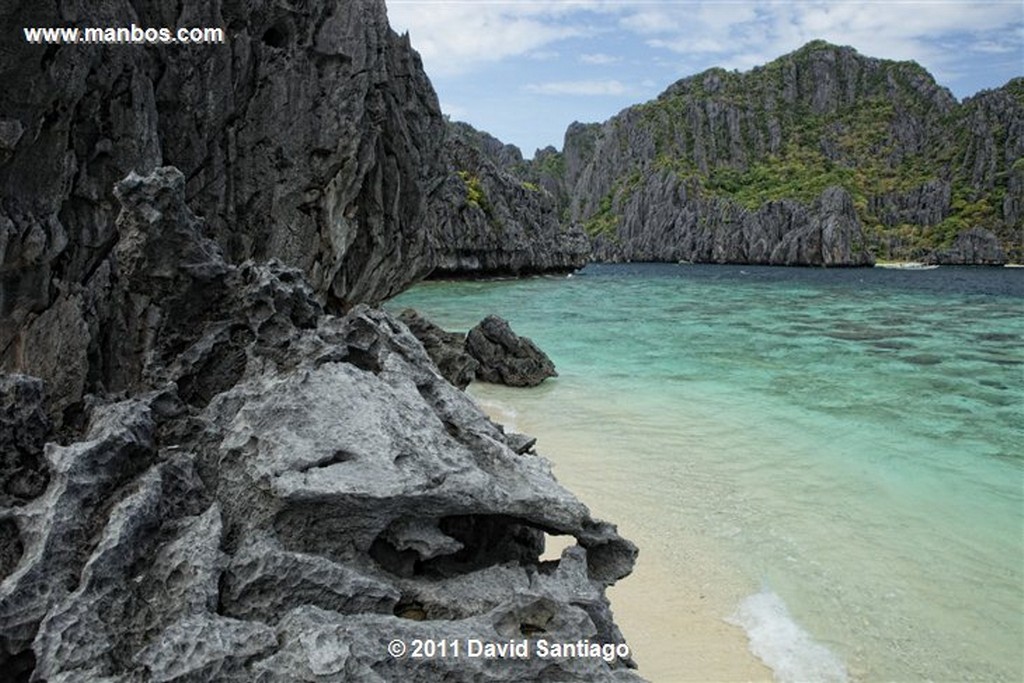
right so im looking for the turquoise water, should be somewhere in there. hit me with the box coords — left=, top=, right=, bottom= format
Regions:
left=388, top=264, right=1024, bottom=682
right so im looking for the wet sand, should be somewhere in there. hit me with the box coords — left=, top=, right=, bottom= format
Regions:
left=475, top=389, right=772, bottom=682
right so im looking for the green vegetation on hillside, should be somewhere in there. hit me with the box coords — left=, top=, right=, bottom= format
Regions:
left=558, top=42, right=1022, bottom=260
left=457, top=170, right=488, bottom=210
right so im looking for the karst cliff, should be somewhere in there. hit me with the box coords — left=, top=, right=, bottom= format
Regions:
left=503, top=41, right=1023, bottom=266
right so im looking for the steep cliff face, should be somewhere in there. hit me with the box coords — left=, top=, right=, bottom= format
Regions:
left=1, top=0, right=449, bottom=415
left=560, top=41, right=1022, bottom=264
left=430, top=122, right=589, bottom=276
left=927, top=227, right=1007, bottom=265
left=591, top=176, right=873, bottom=266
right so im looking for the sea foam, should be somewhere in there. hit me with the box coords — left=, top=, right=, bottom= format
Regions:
left=728, top=589, right=848, bottom=683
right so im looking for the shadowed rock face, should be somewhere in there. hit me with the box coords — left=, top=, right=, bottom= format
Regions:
left=0, top=168, right=641, bottom=682
left=431, top=122, right=591, bottom=277
left=1, top=0, right=446, bottom=403
left=928, top=228, right=1008, bottom=265
left=466, top=316, right=559, bottom=388
left=398, top=309, right=479, bottom=390
left=0, top=376, right=51, bottom=509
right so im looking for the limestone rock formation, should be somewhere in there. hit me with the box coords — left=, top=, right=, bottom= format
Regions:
left=0, top=375, right=51, bottom=510
left=397, top=308, right=479, bottom=389
left=548, top=42, right=1022, bottom=264
left=0, top=168, right=640, bottom=682
left=0, top=0, right=449, bottom=327
left=0, top=0, right=597, bottom=411
left=431, top=122, right=590, bottom=276
left=929, top=228, right=1008, bottom=265
left=591, top=178, right=873, bottom=267
left=0, top=2, right=640, bottom=680
left=466, top=316, right=558, bottom=387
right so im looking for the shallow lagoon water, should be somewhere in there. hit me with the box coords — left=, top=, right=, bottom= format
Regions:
left=389, top=263, right=1024, bottom=681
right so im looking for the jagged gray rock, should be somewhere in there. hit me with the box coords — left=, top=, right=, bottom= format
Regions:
left=592, top=177, right=873, bottom=266
left=929, top=228, right=1008, bottom=265
left=0, top=375, right=51, bottom=509
left=466, top=316, right=559, bottom=387
left=868, top=179, right=952, bottom=229
left=397, top=309, right=479, bottom=389
left=431, top=122, right=590, bottom=276
left=0, top=168, right=641, bottom=682
left=776, top=186, right=875, bottom=266
left=0, top=0, right=446, bottom=400
left=555, top=42, right=1021, bottom=265
left=0, top=1, right=599, bottom=412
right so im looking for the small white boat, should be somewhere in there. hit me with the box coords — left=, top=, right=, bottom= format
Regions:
left=875, top=262, right=940, bottom=270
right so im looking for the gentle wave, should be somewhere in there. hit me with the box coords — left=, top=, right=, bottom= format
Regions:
left=729, top=589, right=848, bottom=683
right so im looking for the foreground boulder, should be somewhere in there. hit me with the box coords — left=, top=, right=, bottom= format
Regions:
left=398, top=309, right=479, bottom=389
left=0, top=168, right=641, bottom=682
left=466, top=316, right=558, bottom=387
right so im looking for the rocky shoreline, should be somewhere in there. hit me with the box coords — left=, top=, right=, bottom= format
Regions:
left=0, top=167, right=641, bottom=682
left=0, top=0, right=641, bottom=679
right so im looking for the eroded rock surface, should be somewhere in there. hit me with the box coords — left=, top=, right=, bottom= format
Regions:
left=591, top=180, right=874, bottom=266
left=431, top=122, right=591, bottom=277
left=398, top=309, right=479, bottom=390
left=0, top=0, right=445, bottom=321
left=466, top=316, right=559, bottom=388
left=0, top=375, right=51, bottom=509
left=0, top=168, right=640, bottom=682
left=928, top=228, right=1008, bottom=265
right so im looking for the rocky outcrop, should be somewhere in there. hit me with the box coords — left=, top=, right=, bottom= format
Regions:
left=0, top=168, right=640, bottom=682
left=0, top=0, right=447, bottom=397
left=591, top=175, right=873, bottom=266
left=430, top=122, right=590, bottom=276
left=398, top=309, right=566, bottom=392
left=558, top=42, right=1021, bottom=264
left=0, top=3, right=642, bottom=679
left=0, top=375, right=51, bottom=509
left=928, top=228, right=1007, bottom=265
left=397, top=308, right=478, bottom=389
left=868, top=180, right=952, bottom=228
left=466, top=316, right=558, bottom=387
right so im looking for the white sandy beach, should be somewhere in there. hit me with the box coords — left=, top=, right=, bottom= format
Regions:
left=475, top=389, right=772, bottom=682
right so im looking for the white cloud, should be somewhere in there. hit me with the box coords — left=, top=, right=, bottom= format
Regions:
left=613, top=0, right=1023, bottom=87
left=387, top=0, right=1023, bottom=152
left=385, top=0, right=635, bottom=76
left=618, top=8, right=682, bottom=35
left=440, top=101, right=470, bottom=120
left=580, top=52, right=620, bottom=65
left=389, top=0, right=1022, bottom=82
left=387, top=2, right=586, bottom=76
left=524, top=79, right=629, bottom=96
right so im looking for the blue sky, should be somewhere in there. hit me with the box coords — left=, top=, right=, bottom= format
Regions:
left=387, top=0, right=1023, bottom=157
